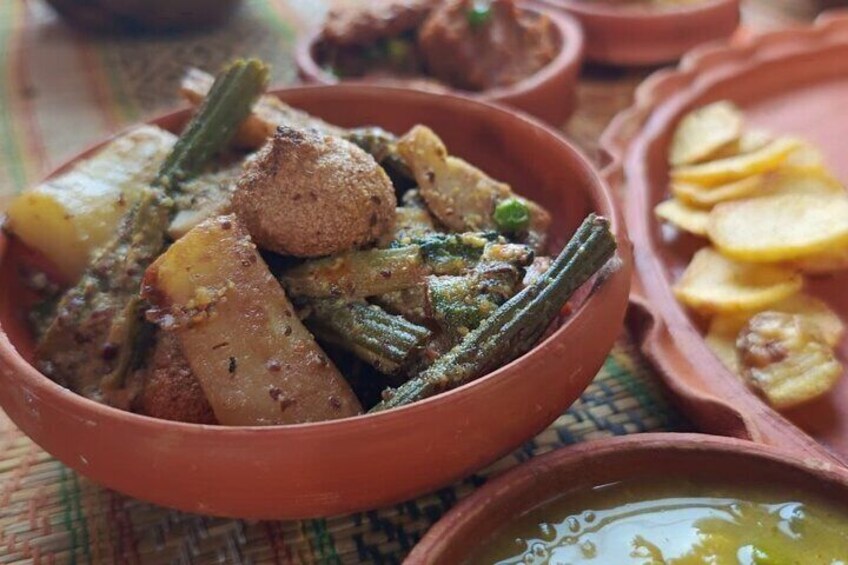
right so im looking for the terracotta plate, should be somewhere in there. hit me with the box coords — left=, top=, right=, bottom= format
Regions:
left=406, top=433, right=848, bottom=563
left=539, top=0, right=740, bottom=66
left=603, top=12, right=848, bottom=464
left=0, top=85, right=631, bottom=519
left=295, top=2, right=584, bottom=125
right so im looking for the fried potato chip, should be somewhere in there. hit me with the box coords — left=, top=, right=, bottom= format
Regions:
left=709, top=192, right=848, bottom=262
left=673, top=247, right=802, bottom=315
left=737, top=311, right=842, bottom=410
left=671, top=174, right=764, bottom=209
left=791, top=245, right=848, bottom=275
left=669, top=101, right=743, bottom=167
left=772, top=294, right=845, bottom=347
left=671, top=137, right=801, bottom=187
left=781, top=141, right=826, bottom=175
left=709, top=130, right=773, bottom=161
left=654, top=199, right=710, bottom=236
left=705, top=292, right=844, bottom=375
left=705, top=316, right=744, bottom=374
left=767, top=170, right=845, bottom=197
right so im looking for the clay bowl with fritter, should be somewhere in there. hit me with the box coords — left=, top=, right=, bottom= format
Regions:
left=0, top=84, right=630, bottom=519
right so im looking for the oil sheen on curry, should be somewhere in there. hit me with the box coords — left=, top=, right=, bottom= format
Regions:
left=471, top=479, right=848, bottom=564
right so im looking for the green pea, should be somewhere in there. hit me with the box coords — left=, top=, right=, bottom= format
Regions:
left=467, top=1, right=492, bottom=29
left=386, top=38, right=410, bottom=64
left=494, top=198, right=531, bottom=233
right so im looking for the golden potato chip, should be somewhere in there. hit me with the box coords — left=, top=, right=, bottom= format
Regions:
left=781, top=141, right=826, bottom=175
left=791, top=245, right=848, bottom=275
left=671, top=174, right=764, bottom=209
left=767, top=170, right=845, bottom=197
left=771, top=294, right=845, bottom=347
left=671, top=137, right=801, bottom=187
left=737, top=311, right=842, bottom=410
left=709, top=130, right=773, bottom=161
left=669, top=101, right=743, bottom=167
left=709, top=192, right=848, bottom=262
left=654, top=199, right=710, bottom=237
left=705, top=316, right=744, bottom=374
left=704, top=292, right=844, bottom=374
left=673, top=247, right=802, bottom=315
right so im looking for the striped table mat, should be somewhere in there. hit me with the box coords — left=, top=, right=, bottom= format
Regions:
left=10, top=0, right=822, bottom=562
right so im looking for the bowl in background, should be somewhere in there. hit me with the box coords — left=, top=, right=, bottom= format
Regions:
left=0, top=85, right=631, bottom=519
left=540, top=0, right=740, bottom=66
left=44, top=0, right=243, bottom=33
left=295, top=3, right=585, bottom=126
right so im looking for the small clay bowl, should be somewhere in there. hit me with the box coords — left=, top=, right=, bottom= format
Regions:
left=44, top=0, right=243, bottom=33
left=0, top=85, right=631, bottom=519
left=406, top=433, right=848, bottom=563
left=540, top=0, right=740, bottom=66
left=295, top=3, right=584, bottom=126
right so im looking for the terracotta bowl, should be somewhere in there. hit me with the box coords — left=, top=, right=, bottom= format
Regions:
left=602, top=12, right=848, bottom=464
left=294, top=3, right=584, bottom=126
left=539, top=0, right=740, bottom=66
left=44, top=0, right=243, bottom=33
left=0, top=85, right=631, bottom=519
left=406, top=433, right=848, bottom=563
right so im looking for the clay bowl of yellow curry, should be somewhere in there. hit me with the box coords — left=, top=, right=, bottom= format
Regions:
left=407, top=433, right=848, bottom=563
left=295, top=0, right=585, bottom=126
left=0, top=60, right=630, bottom=518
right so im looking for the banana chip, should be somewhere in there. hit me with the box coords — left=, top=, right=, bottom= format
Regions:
left=709, top=192, right=848, bottom=262
left=673, top=247, right=802, bottom=315
left=671, top=137, right=801, bottom=187
left=671, top=175, right=764, bottom=209
left=669, top=101, right=743, bottom=167
left=654, top=199, right=710, bottom=236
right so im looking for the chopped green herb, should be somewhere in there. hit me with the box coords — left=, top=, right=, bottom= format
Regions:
left=386, top=38, right=410, bottom=64
left=467, top=1, right=493, bottom=29
left=494, top=197, right=531, bottom=233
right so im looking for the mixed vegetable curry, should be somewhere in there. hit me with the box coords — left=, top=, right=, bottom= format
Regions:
left=5, top=59, right=616, bottom=426
left=316, top=0, right=558, bottom=91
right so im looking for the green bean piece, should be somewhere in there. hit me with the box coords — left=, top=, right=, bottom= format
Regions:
left=306, top=299, right=431, bottom=375
left=282, top=246, right=427, bottom=299
left=371, top=214, right=617, bottom=411
left=36, top=59, right=268, bottom=399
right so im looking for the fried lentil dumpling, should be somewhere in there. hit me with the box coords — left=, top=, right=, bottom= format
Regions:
left=324, top=0, right=433, bottom=46
left=134, top=332, right=217, bottom=425
left=233, top=127, right=396, bottom=257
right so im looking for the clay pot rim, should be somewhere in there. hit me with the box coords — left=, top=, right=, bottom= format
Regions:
left=598, top=11, right=848, bottom=463
left=294, top=2, right=584, bottom=103
left=551, top=0, right=737, bottom=20
left=406, top=432, right=848, bottom=563
left=0, top=82, right=624, bottom=436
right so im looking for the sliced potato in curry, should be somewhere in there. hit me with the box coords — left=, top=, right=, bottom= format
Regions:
left=708, top=192, right=848, bottom=262
left=669, top=101, right=743, bottom=167
left=654, top=198, right=710, bottom=236
left=142, top=215, right=362, bottom=425
left=6, top=125, right=176, bottom=282
left=396, top=125, right=550, bottom=243
left=673, top=247, right=802, bottom=315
